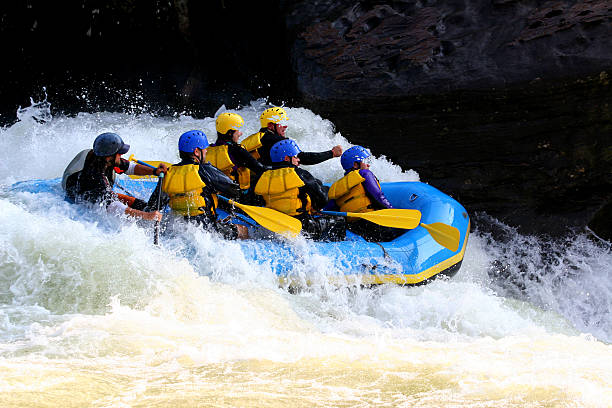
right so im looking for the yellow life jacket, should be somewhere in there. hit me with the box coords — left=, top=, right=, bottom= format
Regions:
left=241, top=131, right=264, bottom=160
left=239, top=132, right=267, bottom=190
left=206, top=145, right=234, bottom=177
left=207, top=143, right=254, bottom=191
left=254, top=167, right=312, bottom=216
left=236, top=167, right=252, bottom=191
left=162, top=164, right=214, bottom=217
left=328, top=170, right=375, bottom=214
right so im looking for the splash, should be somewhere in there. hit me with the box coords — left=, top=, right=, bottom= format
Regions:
left=482, top=214, right=612, bottom=342
left=16, top=88, right=53, bottom=124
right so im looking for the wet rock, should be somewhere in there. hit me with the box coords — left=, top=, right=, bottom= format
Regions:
left=287, top=0, right=612, bottom=99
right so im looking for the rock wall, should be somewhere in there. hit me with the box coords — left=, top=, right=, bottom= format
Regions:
left=287, top=0, right=612, bottom=99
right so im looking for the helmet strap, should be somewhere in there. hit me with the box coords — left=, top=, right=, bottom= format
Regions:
left=193, top=148, right=202, bottom=163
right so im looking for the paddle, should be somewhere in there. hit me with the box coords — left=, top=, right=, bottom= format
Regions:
left=128, top=155, right=166, bottom=245
left=152, top=173, right=164, bottom=245
left=128, top=154, right=166, bottom=173
left=218, top=195, right=302, bottom=238
left=321, top=209, right=421, bottom=229
left=419, top=222, right=460, bottom=252
left=322, top=209, right=460, bottom=252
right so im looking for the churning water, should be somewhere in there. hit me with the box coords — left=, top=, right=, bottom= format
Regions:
left=0, top=98, right=610, bottom=407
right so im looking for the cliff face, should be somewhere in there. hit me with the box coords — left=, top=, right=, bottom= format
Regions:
left=0, top=0, right=610, bottom=239
left=287, top=0, right=612, bottom=98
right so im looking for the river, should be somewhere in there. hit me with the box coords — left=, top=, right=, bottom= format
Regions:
left=0, top=98, right=610, bottom=407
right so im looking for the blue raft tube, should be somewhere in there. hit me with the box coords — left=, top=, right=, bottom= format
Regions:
left=118, top=177, right=471, bottom=286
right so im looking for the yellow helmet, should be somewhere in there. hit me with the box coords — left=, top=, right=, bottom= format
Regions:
left=260, top=107, right=288, bottom=128
left=215, top=112, right=244, bottom=134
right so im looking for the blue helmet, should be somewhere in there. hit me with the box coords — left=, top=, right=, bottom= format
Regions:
left=341, top=146, right=371, bottom=170
left=178, top=130, right=209, bottom=153
left=270, top=139, right=301, bottom=163
left=93, top=132, right=130, bottom=157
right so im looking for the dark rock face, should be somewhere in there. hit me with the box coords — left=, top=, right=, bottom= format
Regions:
left=287, top=0, right=612, bottom=99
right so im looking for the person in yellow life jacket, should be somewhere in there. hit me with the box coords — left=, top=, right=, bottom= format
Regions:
left=325, top=146, right=403, bottom=242
left=241, top=106, right=343, bottom=167
left=254, top=139, right=345, bottom=241
left=158, top=130, right=248, bottom=240
left=207, top=112, right=268, bottom=193
left=62, top=132, right=166, bottom=222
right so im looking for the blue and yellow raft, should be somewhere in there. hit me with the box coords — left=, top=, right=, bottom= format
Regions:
left=121, top=177, right=471, bottom=286
left=10, top=177, right=470, bottom=286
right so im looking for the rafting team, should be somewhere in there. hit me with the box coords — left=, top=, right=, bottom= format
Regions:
left=62, top=107, right=401, bottom=242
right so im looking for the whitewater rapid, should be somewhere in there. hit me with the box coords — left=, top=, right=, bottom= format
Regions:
left=0, top=98, right=610, bottom=407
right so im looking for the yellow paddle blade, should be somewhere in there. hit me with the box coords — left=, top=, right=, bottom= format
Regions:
left=128, top=160, right=173, bottom=179
left=347, top=209, right=421, bottom=229
left=230, top=200, right=302, bottom=238
left=420, top=222, right=460, bottom=252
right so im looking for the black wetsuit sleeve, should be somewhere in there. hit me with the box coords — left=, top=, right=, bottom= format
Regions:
left=198, top=162, right=241, bottom=199
left=296, top=167, right=328, bottom=210
left=229, top=144, right=267, bottom=175
left=261, top=131, right=333, bottom=166
left=259, top=132, right=285, bottom=165
left=297, top=150, right=334, bottom=166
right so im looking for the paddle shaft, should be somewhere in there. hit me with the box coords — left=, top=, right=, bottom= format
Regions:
left=320, top=210, right=347, bottom=217
left=129, top=156, right=159, bottom=172
left=217, top=195, right=302, bottom=237
left=136, top=159, right=155, bottom=169
left=127, top=156, right=164, bottom=244
left=153, top=173, right=164, bottom=245
left=322, top=209, right=460, bottom=251
left=233, top=212, right=258, bottom=228
left=321, top=208, right=421, bottom=229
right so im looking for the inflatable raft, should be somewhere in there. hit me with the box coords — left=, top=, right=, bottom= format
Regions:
left=10, top=177, right=470, bottom=286
left=121, top=176, right=470, bottom=286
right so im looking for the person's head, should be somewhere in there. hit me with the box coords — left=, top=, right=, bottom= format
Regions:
left=260, top=107, right=288, bottom=137
left=93, top=132, right=130, bottom=167
left=341, top=146, right=371, bottom=171
left=215, top=112, right=244, bottom=143
left=270, top=139, right=301, bottom=166
left=178, top=130, right=209, bottom=163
